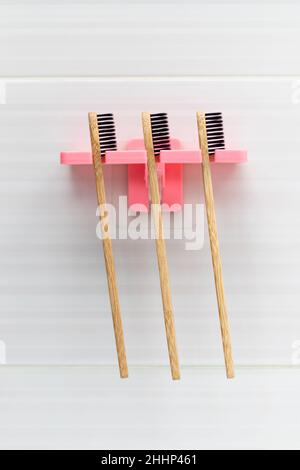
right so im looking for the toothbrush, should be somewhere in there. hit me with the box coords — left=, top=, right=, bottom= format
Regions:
left=88, top=113, right=128, bottom=378
left=196, top=112, right=234, bottom=379
left=142, top=112, right=180, bottom=380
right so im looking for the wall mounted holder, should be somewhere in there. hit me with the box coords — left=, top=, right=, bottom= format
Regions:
left=60, top=138, right=247, bottom=211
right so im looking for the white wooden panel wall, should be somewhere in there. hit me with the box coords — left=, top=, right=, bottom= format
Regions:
left=1, top=78, right=300, bottom=366
left=1, top=0, right=300, bottom=449
left=1, top=0, right=300, bottom=76
left=1, top=367, right=300, bottom=450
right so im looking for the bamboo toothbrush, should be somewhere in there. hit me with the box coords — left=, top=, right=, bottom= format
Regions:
left=88, top=112, right=128, bottom=378
left=142, top=112, right=180, bottom=380
left=196, top=112, right=234, bottom=379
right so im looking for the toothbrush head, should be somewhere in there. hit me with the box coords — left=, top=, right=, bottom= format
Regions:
left=205, top=112, right=225, bottom=156
left=150, top=112, right=171, bottom=157
left=96, top=113, right=117, bottom=157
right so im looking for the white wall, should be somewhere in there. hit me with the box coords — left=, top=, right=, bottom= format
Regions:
left=0, top=0, right=300, bottom=450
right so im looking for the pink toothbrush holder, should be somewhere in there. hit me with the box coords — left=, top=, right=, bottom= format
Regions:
left=60, top=138, right=247, bottom=212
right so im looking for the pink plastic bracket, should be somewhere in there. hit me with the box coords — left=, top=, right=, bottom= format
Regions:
left=60, top=139, right=247, bottom=212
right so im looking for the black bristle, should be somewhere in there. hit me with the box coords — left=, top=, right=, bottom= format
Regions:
left=96, top=113, right=117, bottom=157
left=205, top=112, right=225, bottom=156
left=150, top=112, right=171, bottom=157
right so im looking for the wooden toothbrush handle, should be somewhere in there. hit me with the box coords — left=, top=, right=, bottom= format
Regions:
left=142, top=113, right=180, bottom=380
left=197, top=112, right=234, bottom=379
left=88, top=113, right=128, bottom=379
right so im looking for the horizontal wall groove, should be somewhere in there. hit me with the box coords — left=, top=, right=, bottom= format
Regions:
left=2, top=75, right=300, bottom=82
left=0, top=365, right=299, bottom=370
